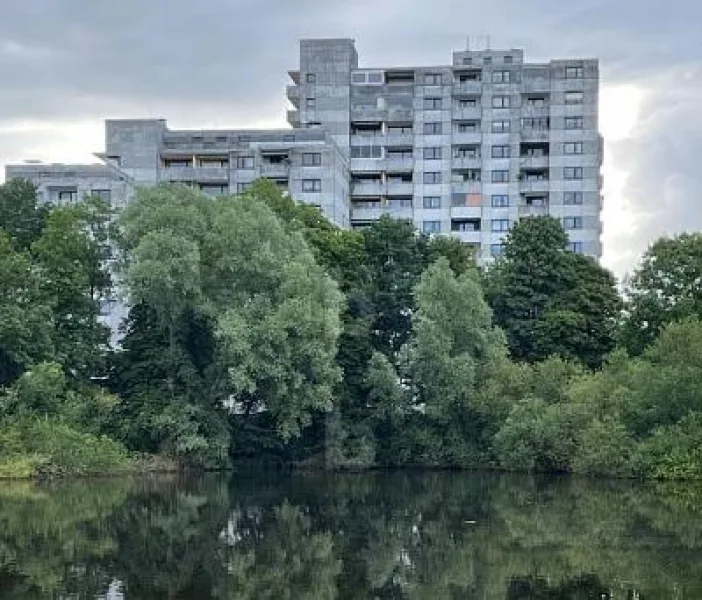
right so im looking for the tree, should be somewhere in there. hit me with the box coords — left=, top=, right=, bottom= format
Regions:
left=486, top=216, right=620, bottom=368
left=0, top=232, right=54, bottom=387
left=31, top=199, right=115, bottom=377
left=620, top=233, right=702, bottom=355
left=0, top=178, right=49, bottom=251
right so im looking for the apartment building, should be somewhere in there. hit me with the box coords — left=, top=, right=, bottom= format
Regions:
left=287, top=39, right=603, bottom=259
left=7, top=119, right=350, bottom=228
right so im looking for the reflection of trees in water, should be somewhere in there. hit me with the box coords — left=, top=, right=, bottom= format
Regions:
left=1, top=473, right=702, bottom=598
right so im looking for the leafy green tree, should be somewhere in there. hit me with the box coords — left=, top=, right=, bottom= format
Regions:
left=486, top=216, right=620, bottom=368
left=621, top=233, right=702, bottom=355
left=0, top=178, right=49, bottom=251
left=0, top=233, right=53, bottom=387
left=31, top=199, right=114, bottom=376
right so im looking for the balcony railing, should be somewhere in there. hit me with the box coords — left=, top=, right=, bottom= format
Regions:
left=161, top=166, right=229, bottom=182
left=452, top=81, right=483, bottom=95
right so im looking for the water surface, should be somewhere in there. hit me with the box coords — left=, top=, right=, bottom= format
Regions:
left=1, top=472, right=701, bottom=598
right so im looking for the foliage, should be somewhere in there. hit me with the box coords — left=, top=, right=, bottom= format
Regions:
left=0, top=178, right=50, bottom=251
left=486, top=216, right=621, bottom=368
left=621, top=232, right=702, bottom=355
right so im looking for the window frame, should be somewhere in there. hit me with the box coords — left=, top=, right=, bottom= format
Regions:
left=301, top=178, right=322, bottom=192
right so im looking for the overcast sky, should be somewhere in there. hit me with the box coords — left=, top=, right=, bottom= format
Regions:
left=0, top=0, right=699, bottom=277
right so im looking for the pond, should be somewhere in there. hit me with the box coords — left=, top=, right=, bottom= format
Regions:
left=1, top=471, right=701, bottom=598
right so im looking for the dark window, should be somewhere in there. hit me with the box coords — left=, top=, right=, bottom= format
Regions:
left=564, top=191, right=584, bottom=205
left=564, top=167, right=584, bottom=180
left=491, top=145, right=511, bottom=158
left=236, top=156, right=254, bottom=169
left=91, top=189, right=111, bottom=202
left=565, top=66, right=584, bottom=79
left=422, top=220, right=442, bottom=233
left=424, top=172, right=441, bottom=184
left=423, top=97, right=443, bottom=110
left=565, top=116, right=584, bottom=129
left=302, top=179, right=322, bottom=192
left=302, top=152, right=322, bottom=166
left=492, top=95, right=510, bottom=108
left=491, top=219, right=510, bottom=232
left=423, top=122, right=442, bottom=135
left=306, top=73, right=316, bottom=83
left=492, top=70, right=511, bottom=83
left=491, top=194, right=510, bottom=207
left=492, top=120, right=510, bottom=133
left=423, top=147, right=442, bottom=160
left=423, top=196, right=441, bottom=209
left=491, top=170, right=510, bottom=183
left=564, top=142, right=583, bottom=155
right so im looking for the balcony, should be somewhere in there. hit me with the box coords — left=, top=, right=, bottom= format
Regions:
left=386, top=181, right=414, bottom=196
left=521, top=129, right=550, bottom=142
left=386, top=106, right=414, bottom=122
left=522, top=77, right=551, bottom=94
left=351, top=181, right=385, bottom=196
left=451, top=181, right=482, bottom=195
left=385, top=132, right=414, bottom=146
left=519, top=179, right=550, bottom=193
left=521, top=105, right=550, bottom=118
left=260, top=161, right=291, bottom=178
left=386, top=156, right=414, bottom=171
left=452, top=156, right=482, bottom=170
left=519, top=155, right=549, bottom=169
left=450, top=230, right=482, bottom=245
left=162, top=166, right=229, bottom=183
left=286, top=85, right=300, bottom=108
left=453, top=107, right=482, bottom=121
left=453, top=81, right=483, bottom=95
left=518, top=204, right=550, bottom=217
left=351, top=205, right=387, bottom=221
left=351, top=106, right=387, bottom=121
left=287, top=110, right=300, bottom=127
left=452, top=131, right=482, bottom=145
left=350, top=158, right=386, bottom=173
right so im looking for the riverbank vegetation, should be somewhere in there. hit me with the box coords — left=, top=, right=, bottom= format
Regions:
left=1, top=179, right=701, bottom=478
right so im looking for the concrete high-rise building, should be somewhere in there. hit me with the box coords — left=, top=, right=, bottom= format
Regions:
left=287, top=39, right=603, bottom=259
left=7, top=38, right=603, bottom=263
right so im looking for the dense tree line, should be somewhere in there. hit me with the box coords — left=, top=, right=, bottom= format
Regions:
left=1, top=178, right=701, bottom=478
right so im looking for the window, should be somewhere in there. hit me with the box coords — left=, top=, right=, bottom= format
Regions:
left=452, top=219, right=481, bottom=232
left=491, top=194, right=510, bottom=207
left=462, top=57, right=472, bottom=65
left=564, top=142, right=584, bottom=155
left=424, top=97, right=442, bottom=110
left=492, top=219, right=510, bottom=232
left=423, top=196, right=441, bottom=209
left=302, top=179, right=322, bottom=192
left=565, top=116, right=584, bottom=129
left=387, top=197, right=412, bottom=208
left=236, top=182, right=251, bottom=193
left=492, top=70, right=511, bottom=83
left=483, top=56, right=493, bottom=65
left=350, top=146, right=382, bottom=158
left=458, top=97, right=479, bottom=107
left=491, top=243, right=505, bottom=258
left=422, top=220, right=442, bottom=234
left=522, top=117, right=550, bottom=130
left=91, top=189, right=111, bottom=202
left=423, top=122, right=442, bottom=135
left=565, top=66, right=584, bottom=79
left=424, top=73, right=442, bottom=85
left=565, top=91, right=584, bottom=105
left=564, top=167, right=584, bottom=180
left=388, top=149, right=413, bottom=160
left=492, top=119, right=511, bottom=133
left=564, top=191, right=584, bottom=205
left=491, top=170, right=510, bottom=183
left=492, top=95, right=510, bottom=108
left=423, top=147, right=442, bottom=160
left=58, top=189, right=78, bottom=203
left=388, top=125, right=413, bottom=135
left=526, top=96, right=548, bottom=106
left=568, top=241, right=584, bottom=253
left=305, top=97, right=316, bottom=109
left=236, top=156, right=254, bottom=169
left=457, top=121, right=479, bottom=132
left=563, top=216, right=583, bottom=230
left=368, top=72, right=383, bottom=83
left=351, top=73, right=366, bottom=83
left=282, top=134, right=295, bottom=142
left=504, top=55, right=514, bottom=64
left=306, top=73, right=316, bottom=83
left=491, top=145, right=511, bottom=158
left=302, top=152, right=322, bottom=166
left=423, top=172, right=441, bottom=184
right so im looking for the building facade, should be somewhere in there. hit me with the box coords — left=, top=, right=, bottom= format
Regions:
left=7, top=38, right=603, bottom=261
left=7, top=120, right=350, bottom=228
left=287, top=39, right=603, bottom=259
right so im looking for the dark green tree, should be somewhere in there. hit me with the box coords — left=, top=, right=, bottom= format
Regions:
left=486, top=216, right=620, bottom=368
left=0, top=178, right=49, bottom=251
